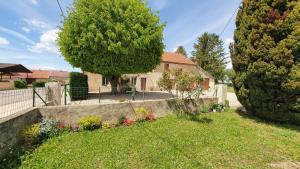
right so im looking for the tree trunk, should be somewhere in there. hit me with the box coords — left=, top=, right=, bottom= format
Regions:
left=110, top=75, right=120, bottom=95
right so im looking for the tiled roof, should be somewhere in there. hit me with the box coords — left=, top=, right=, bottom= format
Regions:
left=19, top=70, right=69, bottom=79
left=162, top=52, right=196, bottom=65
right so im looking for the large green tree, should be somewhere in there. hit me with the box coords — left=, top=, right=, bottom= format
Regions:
left=232, top=0, right=300, bottom=124
left=176, top=46, right=187, bottom=56
left=192, top=32, right=228, bottom=82
left=58, top=0, right=164, bottom=93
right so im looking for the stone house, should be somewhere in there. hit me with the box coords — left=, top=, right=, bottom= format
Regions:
left=85, top=52, right=215, bottom=93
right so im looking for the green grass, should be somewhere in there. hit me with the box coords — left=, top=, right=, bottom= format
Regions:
left=12, top=110, right=300, bottom=169
left=227, top=86, right=235, bottom=93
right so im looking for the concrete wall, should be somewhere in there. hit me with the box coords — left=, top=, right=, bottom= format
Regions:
left=39, top=97, right=217, bottom=125
left=0, top=97, right=217, bottom=159
left=0, top=108, right=40, bottom=159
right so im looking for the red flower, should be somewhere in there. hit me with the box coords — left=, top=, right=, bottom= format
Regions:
left=57, top=122, right=65, bottom=130
left=146, top=112, right=156, bottom=121
left=123, top=118, right=133, bottom=126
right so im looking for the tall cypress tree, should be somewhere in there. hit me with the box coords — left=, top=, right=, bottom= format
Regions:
left=232, top=0, right=300, bottom=124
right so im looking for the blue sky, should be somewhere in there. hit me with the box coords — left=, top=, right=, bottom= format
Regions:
left=0, top=0, right=241, bottom=71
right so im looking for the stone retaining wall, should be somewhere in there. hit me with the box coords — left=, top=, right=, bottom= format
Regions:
left=0, top=97, right=217, bottom=159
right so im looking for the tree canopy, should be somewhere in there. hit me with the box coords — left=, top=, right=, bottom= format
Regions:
left=192, top=32, right=228, bottom=82
left=232, top=0, right=300, bottom=124
left=176, top=46, right=187, bottom=56
left=58, top=0, right=165, bottom=92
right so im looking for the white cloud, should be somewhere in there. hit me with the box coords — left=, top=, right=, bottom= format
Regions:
left=0, top=26, right=35, bottom=45
left=29, top=0, right=37, bottom=5
left=0, top=37, right=9, bottom=46
left=23, top=19, right=52, bottom=32
left=29, top=29, right=59, bottom=54
left=21, top=27, right=31, bottom=33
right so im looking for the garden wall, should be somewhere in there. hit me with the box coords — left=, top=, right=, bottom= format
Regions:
left=0, top=97, right=217, bottom=159
left=39, top=98, right=217, bottom=125
left=0, top=108, right=41, bottom=159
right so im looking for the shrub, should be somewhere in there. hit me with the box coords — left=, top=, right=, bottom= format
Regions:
left=102, top=121, right=111, bottom=129
left=21, top=124, right=40, bottom=145
left=118, top=115, right=127, bottom=125
left=78, top=116, right=101, bottom=130
left=232, top=0, right=300, bottom=124
left=134, top=107, right=148, bottom=122
left=123, top=118, right=134, bottom=126
left=32, top=81, right=46, bottom=87
left=210, top=103, right=226, bottom=112
left=14, top=80, right=27, bottom=89
left=69, top=72, right=88, bottom=101
left=146, top=111, right=156, bottom=121
left=40, top=119, right=59, bottom=139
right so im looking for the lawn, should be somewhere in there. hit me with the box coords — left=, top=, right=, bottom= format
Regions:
left=11, top=110, right=300, bottom=169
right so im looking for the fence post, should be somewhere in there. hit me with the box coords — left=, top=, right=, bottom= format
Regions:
left=64, top=84, right=67, bottom=105
left=98, top=87, right=101, bottom=104
left=33, top=86, right=35, bottom=107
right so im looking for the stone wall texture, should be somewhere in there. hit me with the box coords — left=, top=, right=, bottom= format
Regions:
left=0, top=108, right=40, bottom=159
left=0, top=97, right=217, bottom=159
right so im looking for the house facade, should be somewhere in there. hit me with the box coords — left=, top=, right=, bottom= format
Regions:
left=85, top=52, right=215, bottom=93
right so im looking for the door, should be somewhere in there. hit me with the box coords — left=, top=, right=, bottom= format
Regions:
left=141, top=78, right=147, bottom=91
left=201, top=78, right=209, bottom=90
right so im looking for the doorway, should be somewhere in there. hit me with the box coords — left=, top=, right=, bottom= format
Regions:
left=141, top=78, right=147, bottom=91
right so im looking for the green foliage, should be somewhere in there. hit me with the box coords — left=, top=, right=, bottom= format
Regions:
left=78, top=116, right=102, bottom=131
left=224, top=100, right=230, bottom=109
left=21, top=124, right=40, bottom=144
left=39, top=119, right=59, bottom=139
left=32, top=81, right=46, bottom=87
left=175, top=72, right=198, bottom=98
left=102, top=121, right=111, bottom=129
left=14, top=80, right=27, bottom=89
left=134, top=107, right=148, bottom=121
left=192, top=32, right=228, bottom=82
left=232, top=0, right=300, bottom=124
left=198, top=106, right=210, bottom=114
left=157, top=71, right=174, bottom=92
left=176, top=46, right=187, bottom=56
left=58, top=0, right=164, bottom=91
left=210, top=103, right=227, bottom=112
left=69, top=72, right=88, bottom=100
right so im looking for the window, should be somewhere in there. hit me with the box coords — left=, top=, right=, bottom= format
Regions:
left=102, top=77, right=109, bottom=86
left=131, top=77, right=137, bottom=86
left=164, top=64, right=169, bottom=71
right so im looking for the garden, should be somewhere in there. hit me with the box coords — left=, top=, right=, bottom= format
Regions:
left=2, top=105, right=300, bottom=169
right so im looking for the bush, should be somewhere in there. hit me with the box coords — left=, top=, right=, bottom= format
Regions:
left=232, top=0, right=300, bottom=124
left=146, top=111, right=156, bottom=121
left=21, top=124, right=40, bottom=145
left=102, top=121, right=111, bottom=129
left=32, top=81, right=46, bottom=87
left=14, top=80, right=27, bottom=89
left=69, top=72, right=88, bottom=101
left=78, top=116, right=101, bottom=130
left=123, top=118, right=134, bottom=126
left=210, top=103, right=226, bottom=113
left=134, top=107, right=148, bottom=122
left=40, top=119, right=59, bottom=139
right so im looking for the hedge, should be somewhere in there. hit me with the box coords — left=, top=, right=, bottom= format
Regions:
left=69, top=72, right=88, bottom=101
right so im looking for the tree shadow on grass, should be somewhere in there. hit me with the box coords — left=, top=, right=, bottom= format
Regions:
left=235, top=108, right=300, bottom=133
